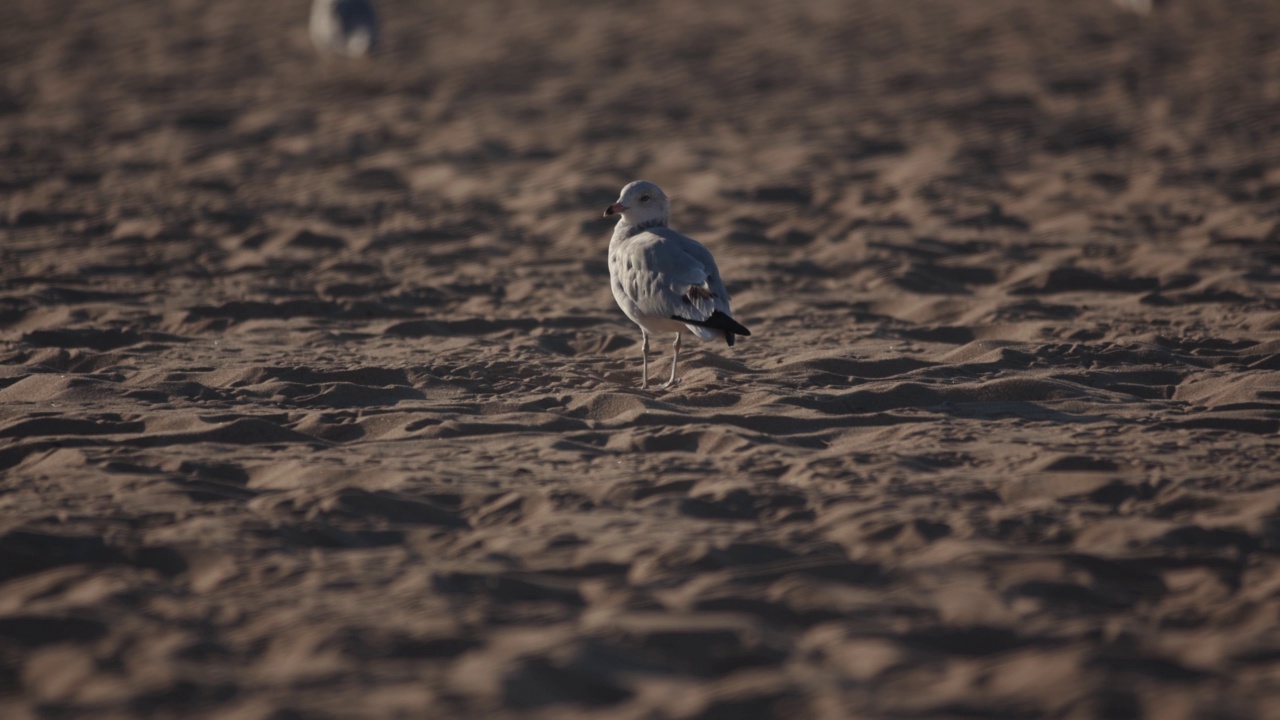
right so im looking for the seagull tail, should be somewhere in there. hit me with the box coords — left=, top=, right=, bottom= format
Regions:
left=671, top=310, right=751, bottom=347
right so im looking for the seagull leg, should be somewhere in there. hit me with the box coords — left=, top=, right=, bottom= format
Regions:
left=663, top=332, right=681, bottom=388
left=640, top=331, right=650, bottom=390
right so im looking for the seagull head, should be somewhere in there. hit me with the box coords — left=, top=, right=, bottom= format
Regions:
left=603, top=180, right=670, bottom=227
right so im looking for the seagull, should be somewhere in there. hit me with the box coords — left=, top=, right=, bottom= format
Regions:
left=310, top=0, right=379, bottom=58
left=605, top=181, right=751, bottom=389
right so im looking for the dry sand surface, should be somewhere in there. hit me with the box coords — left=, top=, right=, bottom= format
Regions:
left=4, top=0, right=1280, bottom=717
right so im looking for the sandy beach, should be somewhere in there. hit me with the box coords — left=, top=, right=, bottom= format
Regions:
left=3, top=0, right=1280, bottom=717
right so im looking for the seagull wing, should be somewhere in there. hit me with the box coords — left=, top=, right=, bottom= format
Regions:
left=617, top=228, right=749, bottom=344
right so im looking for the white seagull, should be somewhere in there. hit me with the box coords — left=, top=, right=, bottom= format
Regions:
left=604, top=180, right=751, bottom=389
left=310, top=0, right=379, bottom=58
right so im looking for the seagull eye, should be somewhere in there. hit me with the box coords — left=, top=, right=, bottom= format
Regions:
left=640, top=195, right=651, bottom=202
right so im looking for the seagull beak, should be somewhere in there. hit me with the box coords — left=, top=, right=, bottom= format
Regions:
left=603, top=202, right=627, bottom=217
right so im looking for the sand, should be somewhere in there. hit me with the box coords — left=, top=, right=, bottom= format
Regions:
left=3, top=0, right=1280, bottom=717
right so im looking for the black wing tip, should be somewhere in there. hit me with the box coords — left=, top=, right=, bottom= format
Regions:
left=708, top=310, right=751, bottom=337
left=671, top=310, right=752, bottom=344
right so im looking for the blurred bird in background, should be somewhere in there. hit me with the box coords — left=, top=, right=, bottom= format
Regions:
left=1113, top=0, right=1156, bottom=14
left=310, top=0, right=379, bottom=58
